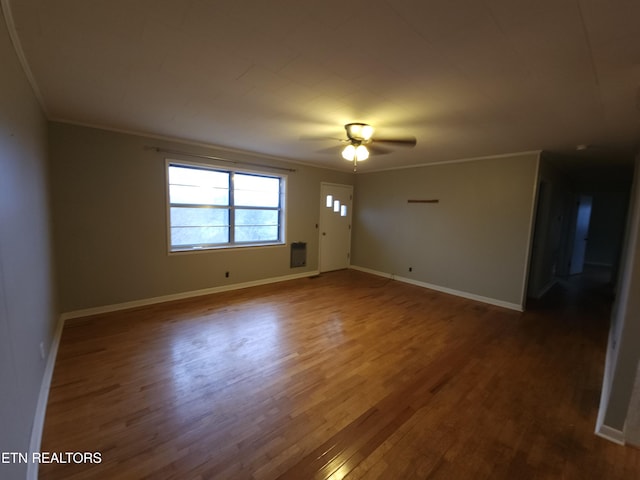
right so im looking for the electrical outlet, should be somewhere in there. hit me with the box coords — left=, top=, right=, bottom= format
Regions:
left=39, top=341, right=45, bottom=360
left=409, top=267, right=413, bottom=272
left=225, top=271, right=230, bottom=278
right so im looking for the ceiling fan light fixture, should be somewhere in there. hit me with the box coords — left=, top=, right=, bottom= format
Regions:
left=355, top=144, right=369, bottom=160
left=345, top=123, right=374, bottom=141
left=342, top=144, right=369, bottom=161
left=342, top=144, right=355, bottom=160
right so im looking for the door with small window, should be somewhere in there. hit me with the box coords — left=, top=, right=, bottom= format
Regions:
left=319, top=183, right=353, bottom=272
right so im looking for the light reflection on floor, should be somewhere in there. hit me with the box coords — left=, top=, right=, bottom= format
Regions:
left=168, top=304, right=284, bottom=420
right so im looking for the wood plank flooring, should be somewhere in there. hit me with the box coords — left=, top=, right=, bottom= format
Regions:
left=39, top=270, right=640, bottom=479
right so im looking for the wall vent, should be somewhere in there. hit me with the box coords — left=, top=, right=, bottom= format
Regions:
left=290, top=242, right=306, bottom=268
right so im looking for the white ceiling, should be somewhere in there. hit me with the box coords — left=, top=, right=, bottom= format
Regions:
left=7, top=0, right=640, bottom=172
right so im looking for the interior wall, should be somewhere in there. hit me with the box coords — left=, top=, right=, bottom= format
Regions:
left=625, top=361, right=640, bottom=446
left=526, top=157, right=574, bottom=298
left=49, top=122, right=353, bottom=313
left=0, top=5, right=57, bottom=479
left=585, top=191, right=630, bottom=268
left=598, top=156, right=640, bottom=436
left=351, top=152, right=539, bottom=309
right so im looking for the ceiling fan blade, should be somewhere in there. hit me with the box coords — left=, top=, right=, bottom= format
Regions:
left=371, top=136, right=417, bottom=147
left=300, top=134, right=345, bottom=142
left=368, top=145, right=393, bottom=155
left=316, top=145, right=345, bottom=154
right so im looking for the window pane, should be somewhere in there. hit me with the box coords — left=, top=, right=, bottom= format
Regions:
left=340, top=205, right=347, bottom=217
left=235, top=225, right=279, bottom=242
left=170, top=207, right=228, bottom=227
left=171, top=226, right=229, bottom=246
left=170, top=206, right=229, bottom=247
left=235, top=209, right=279, bottom=226
left=169, top=165, right=228, bottom=188
left=235, top=209, right=279, bottom=242
left=169, top=185, right=229, bottom=206
left=234, top=174, right=280, bottom=207
left=333, top=200, right=340, bottom=212
left=326, top=194, right=333, bottom=208
left=169, top=166, right=229, bottom=205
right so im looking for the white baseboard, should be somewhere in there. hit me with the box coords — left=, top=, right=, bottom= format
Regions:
left=349, top=265, right=523, bottom=312
left=349, top=265, right=394, bottom=279
left=595, top=424, right=625, bottom=446
left=27, top=315, right=65, bottom=480
left=61, top=270, right=320, bottom=321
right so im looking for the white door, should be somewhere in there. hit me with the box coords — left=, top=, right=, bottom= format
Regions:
left=319, top=183, right=353, bottom=272
left=569, top=195, right=593, bottom=275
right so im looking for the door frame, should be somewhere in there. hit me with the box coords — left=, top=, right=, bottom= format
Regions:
left=568, top=194, right=593, bottom=275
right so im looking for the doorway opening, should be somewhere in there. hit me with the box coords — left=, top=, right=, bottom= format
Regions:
left=525, top=151, right=633, bottom=309
left=569, top=195, right=593, bottom=276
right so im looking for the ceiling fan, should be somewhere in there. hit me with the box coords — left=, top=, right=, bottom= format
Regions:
left=306, top=123, right=417, bottom=171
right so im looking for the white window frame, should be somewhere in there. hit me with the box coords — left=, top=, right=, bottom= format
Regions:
left=166, top=160, right=287, bottom=253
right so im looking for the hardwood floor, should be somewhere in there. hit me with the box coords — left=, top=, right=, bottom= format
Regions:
left=40, top=270, right=640, bottom=479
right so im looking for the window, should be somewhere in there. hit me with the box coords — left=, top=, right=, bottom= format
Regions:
left=325, top=194, right=333, bottom=208
left=167, top=162, right=285, bottom=251
left=326, top=194, right=348, bottom=217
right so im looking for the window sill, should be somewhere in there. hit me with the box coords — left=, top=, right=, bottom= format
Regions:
left=168, top=242, right=287, bottom=255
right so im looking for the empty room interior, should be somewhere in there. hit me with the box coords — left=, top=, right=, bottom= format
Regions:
left=2, top=1, right=640, bottom=479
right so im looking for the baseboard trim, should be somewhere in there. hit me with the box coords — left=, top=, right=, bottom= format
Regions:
left=349, top=265, right=523, bottom=312
left=532, top=279, right=558, bottom=300
left=60, top=271, right=320, bottom=321
left=541, top=278, right=558, bottom=297
left=595, top=424, right=626, bottom=446
left=584, top=261, right=614, bottom=268
left=27, top=315, right=65, bottom=480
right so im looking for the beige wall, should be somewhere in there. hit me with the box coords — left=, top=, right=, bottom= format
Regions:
left=0, top=6, right=56, bottom=479
left=49, top=122, right=353, bottom=313
left=351, top=153, right=540, bottom=308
